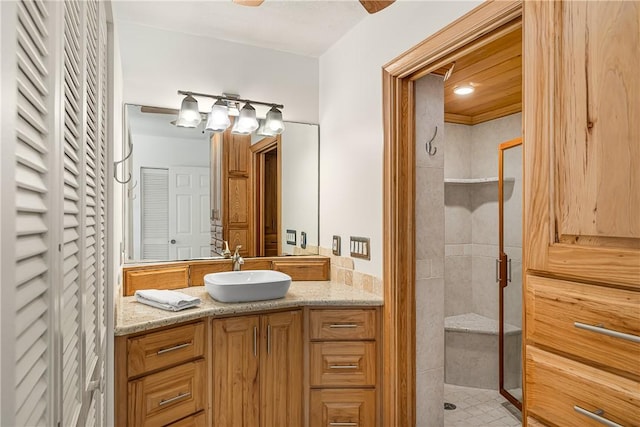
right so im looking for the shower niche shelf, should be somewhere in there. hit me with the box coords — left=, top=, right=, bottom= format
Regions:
left=444, top=177, right=514, bottom=184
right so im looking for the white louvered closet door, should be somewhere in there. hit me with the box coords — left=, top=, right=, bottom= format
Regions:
left=1, top=1, right=109, bottom=426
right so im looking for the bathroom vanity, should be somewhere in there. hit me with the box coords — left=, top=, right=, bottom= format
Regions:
left=114, top=282, right=382, bottom=427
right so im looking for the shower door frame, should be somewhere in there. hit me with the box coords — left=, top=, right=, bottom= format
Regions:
left=498, top=137, right=523, bottom=410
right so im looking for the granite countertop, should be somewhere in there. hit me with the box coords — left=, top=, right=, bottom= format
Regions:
left=115, top=281, right=383, bottom=336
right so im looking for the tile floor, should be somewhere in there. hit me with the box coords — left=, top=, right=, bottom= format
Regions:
left=444, top=384, right=522, bottom=427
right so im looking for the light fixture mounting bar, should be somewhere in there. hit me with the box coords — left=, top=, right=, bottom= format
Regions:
left=177, top=90, right=284, bottom=109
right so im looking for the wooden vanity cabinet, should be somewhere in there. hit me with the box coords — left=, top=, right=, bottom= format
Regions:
left=212, top=310, right=303, bottom=427
left=523, top=1, right=640, bottom=426
left=115, top=320, right=208, bottom=427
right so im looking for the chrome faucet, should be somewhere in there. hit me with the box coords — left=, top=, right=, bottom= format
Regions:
left=232, top=245, right=244, bottom=271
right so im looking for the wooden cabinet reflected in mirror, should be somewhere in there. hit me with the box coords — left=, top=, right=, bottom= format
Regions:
left=123, top=104, right=319, bottom=262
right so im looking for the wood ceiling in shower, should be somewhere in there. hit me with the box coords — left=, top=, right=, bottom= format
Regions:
left=437, top=27, right=522, bottom=126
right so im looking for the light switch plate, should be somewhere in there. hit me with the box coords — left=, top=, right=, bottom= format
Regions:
left=286, top=229, right=296, bottom=245
left=350, top=236, right=370, bottom=260
left=300, top=231, right=307, bottom=249
left=332, top=235, right=341, bottom=256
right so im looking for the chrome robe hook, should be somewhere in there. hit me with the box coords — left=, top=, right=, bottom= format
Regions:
left=426, top=126, right=438, bottom=156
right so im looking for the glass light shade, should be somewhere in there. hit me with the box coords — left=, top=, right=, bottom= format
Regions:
left=232, top=103, right=259, bottom=134
left=176, top=94, right=201, bottom=127
left=453, top=85, right=474, bottom=95
left=264, top=106, right=285, bottom=134
left=256, top=119, right=277, bottom=137
left=205, top=99, right=231, bottom=132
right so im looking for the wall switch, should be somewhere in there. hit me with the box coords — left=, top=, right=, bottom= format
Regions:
left=350, top=236, right=370, bottom=260
left=286, top=229, right=297, bottom=245
left=332, top=235, right=341, bottom=255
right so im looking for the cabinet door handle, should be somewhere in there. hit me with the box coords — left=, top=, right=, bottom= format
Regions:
left=329, top=364, right=359, bottom=369
left=574, top=322, right=640, bottom=343
left=329, top=324, right=358, bottom=328
left=157, top=342, right=191, bottom=355
left=267, top=324, right=272, bottom=355
left=507, top=258, right=512, bottom=283
left=495, top=258, right=502, bottom=282
left=329, top=423, right=358, bottom=426
left=253, top=326, right=258, bottom=357
left=159, top=392, right=191, bottom=407
left=574, top=406, right=622, bottom=427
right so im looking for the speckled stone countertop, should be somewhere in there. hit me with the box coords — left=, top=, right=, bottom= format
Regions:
left=115, top=281, right=383, bottom=336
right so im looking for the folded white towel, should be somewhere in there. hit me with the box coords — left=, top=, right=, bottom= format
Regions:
left=134, top=289, right=201, bottom=312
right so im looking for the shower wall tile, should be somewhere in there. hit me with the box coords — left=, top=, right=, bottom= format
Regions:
left=416, top=259, right=432, bottom=280
left=416, top=368, right=445, bottom=427
left=445, top=186, right=472, bottom=244
left=416, top=166, right=445, bottom=260
left=444, top=123, right=472, bottom=179
left=416, top=75, right=445, bottom=169
left=471, top=255, right=499, bottom=320
left=445, top=255, right=472, bottom=317
left=416, top=278, right=445, bottom=371
left=471, top=113, right=522, bottom=178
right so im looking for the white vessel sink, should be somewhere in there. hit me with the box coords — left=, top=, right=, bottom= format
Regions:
left=204, top=270, right=292, bottom=303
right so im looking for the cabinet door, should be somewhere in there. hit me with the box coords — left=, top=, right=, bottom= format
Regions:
left=227, top=131, right=251, bottom=177
left=260, top=311, right=303, bottom=427
left=524, top=1, right=640, bottom=287
left=213, top=316, right=260, bottom=427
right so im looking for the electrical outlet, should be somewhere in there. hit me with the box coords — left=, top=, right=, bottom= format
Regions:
left=332, top=235, right=341, bottom=256
left=286, top=229, right=297, bottom=245
left=350, top=236, right=370, bottom=260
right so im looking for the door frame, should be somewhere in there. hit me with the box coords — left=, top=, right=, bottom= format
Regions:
left=498, top=137, right=523, bottom=410
left=381, top=1, right=523, bottom=425
left=251, top=136, right=281, bottom=256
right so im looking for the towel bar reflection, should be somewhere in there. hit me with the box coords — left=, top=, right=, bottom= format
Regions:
left=114, top=141, right=133, bottom=184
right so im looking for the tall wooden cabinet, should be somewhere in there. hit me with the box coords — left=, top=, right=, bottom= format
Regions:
left=523, top=1, right=640, bottom=426
left=212, top=310, right=302, bottom=427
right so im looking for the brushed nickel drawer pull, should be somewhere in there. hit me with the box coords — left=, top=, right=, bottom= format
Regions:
left=329, top=423, right=358, bottom=426
left=157, top=342, right=191, bottom=355
left=329, top=364, right=359, bottom=369
left=267, top=324, right=272, bottom=355
left=574, top=322, right=640, bottom=343
left=159, top=392, right=191, bottom=407
left=574, top=406, right=622, bottom=427
left=329, top=324, right=358, bottom=328
left=253, top=326, right=258, bottom=357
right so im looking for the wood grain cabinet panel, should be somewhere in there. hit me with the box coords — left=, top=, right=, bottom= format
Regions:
left=525, top=346, right=640, bottom=427
left=124, top=266, right=189, bottom=296
left=524, top=0, right=640, bottom=288
left=525, top=275, right=640, bottom=377
left=127, top=321, right=205, bottom=378
left=128, top=360, right=206, bottom=427
left=310, top=389, right=376, bottom=427
left=166, top=411, right=207, bottom=427
left=310, top=342, right=376, bottom=388
left=310, top=309, right=377, bottom=341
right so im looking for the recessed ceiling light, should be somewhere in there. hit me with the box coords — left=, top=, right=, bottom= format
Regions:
left=453, top=85, right=475, bottom=95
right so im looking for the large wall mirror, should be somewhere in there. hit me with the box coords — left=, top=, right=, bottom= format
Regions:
left=122, top=104, right=319, bottom=262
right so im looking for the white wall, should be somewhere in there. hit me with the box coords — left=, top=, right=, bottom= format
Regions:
left=115, top=21, right=319, bottom=124
left=319, top=1, right=481, bottom=277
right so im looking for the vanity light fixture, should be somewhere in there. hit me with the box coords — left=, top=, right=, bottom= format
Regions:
left=205, top=99, right=231, bottom=133
left=453, top=84, right=475, bottom=96
left=176, top=94, right=202, bottom=127
left=176, top=90, right=284, bottom=134
left=256, top=119, right=276, bottom=137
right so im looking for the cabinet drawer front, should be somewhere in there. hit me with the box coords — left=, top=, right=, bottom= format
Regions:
left=124, top=266, right=189, bottom=296
left=310, top=309, right=376, bottom=340
left=525, top=346, right=640, bottom=427
left=128, top=360, right=206, bottom=427
left=310, top=389, right=375, bottom=427
left=526, top=275, right=640, bottom=376
left=310, top=342, right=376, bottom=387
left=128, top=322, right=205, bottom=378
left=527, top=417, right=547, bottom=427
left=166, top=411, right=206, bottom=427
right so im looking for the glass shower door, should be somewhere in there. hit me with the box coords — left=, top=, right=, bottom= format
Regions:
left=498, top=138, right=523, bottom=410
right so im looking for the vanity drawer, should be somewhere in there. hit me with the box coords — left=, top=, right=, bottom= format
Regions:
left=310, top=389, right=375, bottom=427
left=526, top=275, right=640, bottom=376
left=525, top=346, right=640, bottom=427
left=166, top=411, right=206, bottom=427
left=128, top=359, right=206, bottom=427
left=127, top=321, right=205, bottom=378
left=310, top=341, right=376, bottom=387
left=310, top=309, right=377, bottom=340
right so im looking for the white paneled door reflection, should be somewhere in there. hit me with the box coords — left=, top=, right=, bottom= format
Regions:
left=169, top=167, right=210, bottom=260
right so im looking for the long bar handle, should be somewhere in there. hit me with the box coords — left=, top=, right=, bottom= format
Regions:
left=329, top=364, right=359, bottom=369
left=267, top=324, right=272, bottom=355
left=159, top=392, right=191, bottom=407
left=329, top=324, right=358, bottom=329
left=253, top=326, right=258, bottom=357
left=574, top=322, right=640, bottom=343
left=495, top=258, right=502, bottom=282
left=574, top=406, right=622, bottom=427
left=329, top=423, right=358, bottom=426
left=157, top=342, right=191, bottom=355
left=507, top=258, right=512, bottom=283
